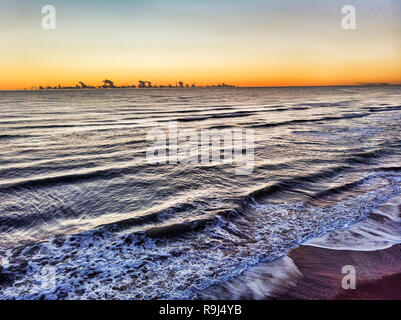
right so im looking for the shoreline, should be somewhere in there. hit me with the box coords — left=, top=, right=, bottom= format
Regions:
left=199, top=243, right=401, bottom=300
left=278, top=243, right=401, bottom=300
left=282, top=192, right=401, bottom=299
left=200, top=192, right=401, bottom=300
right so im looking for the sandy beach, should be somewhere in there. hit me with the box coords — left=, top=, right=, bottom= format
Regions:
left=278, top=244, right=401, bottom=300
left=280, top=193, right=401, bottom=300
left=198, top=243, right=401, bottom=300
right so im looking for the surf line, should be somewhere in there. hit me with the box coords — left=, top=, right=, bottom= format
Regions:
left=159, top=304, right=193, bottom=318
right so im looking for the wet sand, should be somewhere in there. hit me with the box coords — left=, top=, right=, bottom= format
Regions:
left=276, top=244, right=401, bottom=300
left=278, top=194, right=401, bottom=300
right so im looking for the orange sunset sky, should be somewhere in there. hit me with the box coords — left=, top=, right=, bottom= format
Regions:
left=1, top=0, right=400, bottom=89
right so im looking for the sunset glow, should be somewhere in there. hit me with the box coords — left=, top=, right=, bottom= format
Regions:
left=1, top=0, right=400, bottom=89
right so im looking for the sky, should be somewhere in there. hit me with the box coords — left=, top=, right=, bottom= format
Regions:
left=1, top=0, right=400, bottom=89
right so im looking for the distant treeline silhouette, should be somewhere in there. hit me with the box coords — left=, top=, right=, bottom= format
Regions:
left=37, top=79, right=235, bottom=90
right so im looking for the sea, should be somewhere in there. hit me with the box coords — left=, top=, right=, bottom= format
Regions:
left=0, top=86, right=400, bottom=299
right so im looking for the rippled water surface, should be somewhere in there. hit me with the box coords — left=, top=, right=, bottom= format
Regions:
left=0, top=86, right=400, bottom=299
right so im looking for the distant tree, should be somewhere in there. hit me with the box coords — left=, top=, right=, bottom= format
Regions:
left=103, top=79, right=115, bottom=88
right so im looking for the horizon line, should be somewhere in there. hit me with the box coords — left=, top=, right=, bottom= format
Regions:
left=2, top=83, right=401, bottom=92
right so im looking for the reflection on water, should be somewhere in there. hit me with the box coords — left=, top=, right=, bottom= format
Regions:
left=0, top=86, right=400, bottom=299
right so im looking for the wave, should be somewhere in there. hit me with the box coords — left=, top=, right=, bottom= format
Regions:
left=0, top=166, right=132, bottom=192
left=306, top=193, right=401, bottom=251
left=0, top=134, right=35, bottom=140
left=1, top=171, right=400, bottom=300
left=175, top=111, right=255, bottom=122
left=245, top=165, right=350, bottom=201
left=249, top=113, right=370, bottom=128
left=364, top=105, right=401, bottom=113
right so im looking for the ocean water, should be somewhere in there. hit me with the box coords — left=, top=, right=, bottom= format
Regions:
left=0, top=86, right=400, bottom=299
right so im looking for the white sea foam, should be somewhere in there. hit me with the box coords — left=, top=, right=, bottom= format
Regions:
left=0, top=172, right=400, bottom=300
left=198, top=256, right=302, bottom=299
left=305, top=193, right=401, bottom=251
